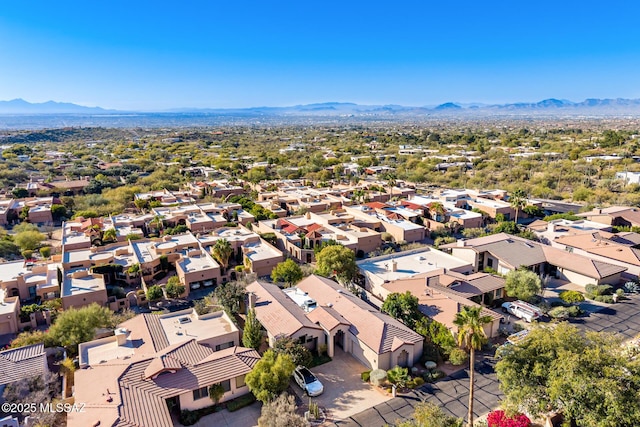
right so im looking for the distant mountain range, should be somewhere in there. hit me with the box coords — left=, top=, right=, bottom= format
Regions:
left=4, top=97, right=640, bottom=117
left=0, top=99, right=114, bottom=114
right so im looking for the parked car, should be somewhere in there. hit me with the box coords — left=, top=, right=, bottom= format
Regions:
left=293, top=366, right=324, bottom=397
left=502, top=300, right=543, bottom=323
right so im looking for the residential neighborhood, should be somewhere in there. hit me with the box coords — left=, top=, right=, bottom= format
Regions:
left=1, top=125, right=640, bottom=427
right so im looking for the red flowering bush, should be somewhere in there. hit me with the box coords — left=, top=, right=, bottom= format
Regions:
left=486, top=410, right=531, bottom=427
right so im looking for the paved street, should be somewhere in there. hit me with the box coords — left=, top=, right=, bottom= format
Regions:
left=575, top=293, right=640, bottom=340
left=329, top=359, right=502, bottom=426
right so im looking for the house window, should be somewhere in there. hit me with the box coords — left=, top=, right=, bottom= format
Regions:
left=215, top=341, right=235, bottom=352
left=298, top=335, right=306, bottom=345
left=495, top=289, right=503, bottom=298
left=235, top=375, right=246, bottom=388
left=219, top=379, right=231, bottom=392
left=28, top=286, right=37, bottom=298
left=193, top=386, right=208, bottom=400
left=487, top=258, right=493, bottom=268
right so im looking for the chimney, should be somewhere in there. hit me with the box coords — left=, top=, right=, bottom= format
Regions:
left=547, top=222, right=556, bottom=232
left=247, top=292, right=257, bottom=313
left=115, top=328, right=129, bottom=346
left=390, top=259, right=397, bottom=272
left=596, top=208, right=602, bottom=214
left=457, top=239, right=466, bottom=247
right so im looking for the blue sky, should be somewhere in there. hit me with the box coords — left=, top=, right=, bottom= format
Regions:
left=1, top=0, right=639, bottom=110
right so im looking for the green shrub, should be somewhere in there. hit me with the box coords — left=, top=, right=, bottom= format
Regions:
left=586, top=284, right=613, bottom=299
left=361, top=371, right=371, bottom=382
left=387, top=365, right=410, bottom=389
left=560, top=290, right=585, bottom=304
left=411, top=377, right=425, bottom=388
left=549, top=306, right=571, bottom=320
left=584, top=284, right=597, bottom=295
left=593, top=295, right=615, bottom=304
left=226, top=393, right=256, bottom=412
left=180, top=409, right=199, bottom=426
left=423, top=369, right=445, bottom=383
left=448, top=348, right=468, bottom=366
left=567, top=305, right=583, bottom=317
left=370, top=369, right=387, bottom=386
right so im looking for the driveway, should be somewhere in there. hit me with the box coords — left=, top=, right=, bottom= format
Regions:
left=575, top=292, right=640, bottom=340
left=331, top=359, right=502, bottom=426
left=193, top=401, right=261, bottom=427
left=290, top=349, right=392, bottom=422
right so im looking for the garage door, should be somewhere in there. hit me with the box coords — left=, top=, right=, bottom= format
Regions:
left=0, top=321, right=12, bottom=335
left=349, top=337, right=372, bottom=369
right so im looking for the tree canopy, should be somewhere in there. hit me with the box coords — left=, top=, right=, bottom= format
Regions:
left=213, top=281, right=246, bottom=314
left=165, top=276, right=185, bottom=298
left=381, top=291, right=421, bottom=329
left=315, top=245, right=357, bottom=284
left=395, top=401, right=463, bottom=427
left=272, top=335, right=313, bottom=367
left=504, top=268, right=542, bottom=302
left=211, top=238, right=233, bottom=271
left=48, top=303, right=113, bottom=355
left=246, top=350, right=295, bottom=403
left=271, top=259, right=304, bottom=287
left=242, top=308, right=263, bottom=350
left=258, top=393, right=309, bottom=427
left=496, top=323, right=640, bottom=427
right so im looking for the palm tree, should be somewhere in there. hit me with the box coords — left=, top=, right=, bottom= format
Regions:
left=211, top=238, right=233, bottom=272
left=127, top=263, right=140, bottom=277
left=453, top=306, right=493, bottom=427
left=103, top=227, right=117, bottom=243
left=427, top=202, right=446, bottom=223
left=510, top=189, right=527, bottom=224
left=150, top=214, right=165, bottom=233
left=383, top=172, right=397, bottom=198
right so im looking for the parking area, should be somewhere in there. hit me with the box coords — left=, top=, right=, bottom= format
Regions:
left=290, top=349, right=392, bottom=422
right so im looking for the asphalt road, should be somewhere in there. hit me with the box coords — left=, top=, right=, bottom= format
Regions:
left=335, top=293, right=640, bottom=426
left=574, top=293, right=640, bottom=340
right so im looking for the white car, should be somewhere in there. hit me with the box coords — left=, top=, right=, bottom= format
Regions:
left=293, top=366, right=324, bottom=397
left=502, top=300, right=542, bottom=323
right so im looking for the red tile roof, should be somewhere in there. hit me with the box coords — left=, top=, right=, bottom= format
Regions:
left=283, top=224, right=299, bottom=234
left=364, top=202, right=388, bottom=210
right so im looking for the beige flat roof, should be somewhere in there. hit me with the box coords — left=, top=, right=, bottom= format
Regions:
left=244, top=241, right=281, bottom=262
left=158, top=310, right=236, bottom=346
left=81, top=335, right=137, bottom=366
left=61, top=269, right=105, bottom=297
left=178, top=253, right=219, bottom=273
left=358, top=248, right=472, bottom=282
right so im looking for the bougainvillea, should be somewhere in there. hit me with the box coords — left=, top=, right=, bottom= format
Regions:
left=487, top=410, right=532, bottom=427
